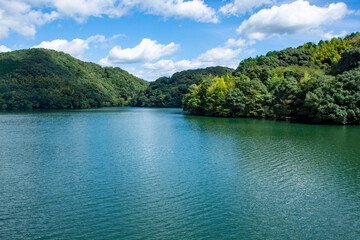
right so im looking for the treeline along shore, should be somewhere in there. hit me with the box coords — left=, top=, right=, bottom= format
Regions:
left=1, top=33, right=360, bottom=124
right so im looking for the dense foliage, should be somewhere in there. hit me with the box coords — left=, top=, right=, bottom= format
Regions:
left=0, top=48, right=147, bottom=110
left=184, top=33, right=360, bottom=124
left=2, top=34, right=360, bottom=125
left=134, top=66, right=233, bottom=107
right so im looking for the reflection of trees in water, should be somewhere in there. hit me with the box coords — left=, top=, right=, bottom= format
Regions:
left=184, top=114, right=360, bottom=186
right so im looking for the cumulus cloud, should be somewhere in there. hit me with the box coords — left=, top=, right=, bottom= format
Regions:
left=48, top=0, right=128, bottom=22
left=142, top=59, right=201, bottom=77
left=46, top=0, right=218, bottom=23
left=99, top=38, right=180, bottom=65
left=124, top=0, right=218, bottom=23
left=0, top=45, right=11, bottom=52
left=140, top=38, right=254, bottom=78
left=322, top=30, right=348, bottom=40
left=33, top=39, right=90, bottom=59
left=0, top=0, right=218, bottom=40
left=197, top=47, right=241, bottom=63
left=237, top=0, right=349, bottom=40
left=225, top=37, right=255, bottom=48
left=142, top=47, right=241, bottom=78
left=143, top=46, right=240, bottom=72
left=33, top=34, right=120, bottom=59
left=220, top=0, right=273, bottom=16
left=0, top=0, right=58, bottom=40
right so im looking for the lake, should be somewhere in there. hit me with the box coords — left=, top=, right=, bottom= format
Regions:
left=0, top=108, right=359, bottom=239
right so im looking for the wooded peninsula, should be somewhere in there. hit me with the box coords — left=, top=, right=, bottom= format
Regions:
left=1, top=33, right=359, bottom=124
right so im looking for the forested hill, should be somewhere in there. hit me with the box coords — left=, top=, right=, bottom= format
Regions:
left=0, top=48, right=147, bottom=110
left=183, top=33, right=360, bottom=125
left=134, top=66, right=234, bottom=108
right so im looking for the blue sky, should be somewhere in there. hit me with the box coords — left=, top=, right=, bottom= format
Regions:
left=0, top=0, right=359, bottom=80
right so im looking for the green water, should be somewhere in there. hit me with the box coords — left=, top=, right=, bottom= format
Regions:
left=0, top=108, right=359, bottom=239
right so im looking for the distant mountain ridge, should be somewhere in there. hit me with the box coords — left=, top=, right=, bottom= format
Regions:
left=2, top=33, right=360, bottom=125
left=0, top=48, right=147, bottom=110
left=134, top=66, right=234, bottom=108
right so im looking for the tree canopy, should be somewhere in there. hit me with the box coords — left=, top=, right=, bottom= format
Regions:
left=184, top=33, right=360, bottom=124
left=134, top=66, right=234, bottom=108
left=0, top=48, right=147, bottom=110
left=2, top=33, right=360, bottom=125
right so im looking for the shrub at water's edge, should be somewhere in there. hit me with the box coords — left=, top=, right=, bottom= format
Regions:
left=0, top=48, right=147, bottom=110
left=183, top=33, right=360, bottom=125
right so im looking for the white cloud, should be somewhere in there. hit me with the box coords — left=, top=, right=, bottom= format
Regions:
left=321, top=30, right=347, bottom=40
left=32, top=34, right=120, bottom=59
left=197, top=46, right=241, bottom=63
left=41, top=0, right=218, bottom=23
left=33, top=39, right=89, bottom=59
left=142, top=46, right=242, bottom=75
left=142, top=47, right=240, bottom=78
left=49, top=0, right=128, bottom=22
left=225, top=37, right=255, bottom=48
left=99, top=38, right=180, bottom=65
left=0, top=0, right=58, bottom=40
left=237, top=0, right=349, bottom=40
left=142, top=59, right=200, bottom=78
left=122, top=0, right=218, bottom=23
left=0, top=45, right=11, bottom=52
left=141, top=38, right=251, bottom=78
left=86, top=34, right=124, bottom=43
left=14, top=0, right=216, bottom=23
left=0, top=0, right=218, bottom=40
left=220, top=0, right=273, bottom=16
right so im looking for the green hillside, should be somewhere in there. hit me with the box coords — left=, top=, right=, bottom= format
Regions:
left=134, top=66, right=233, bottom=108
left=0, top=48, right=147, bottom=110
left=183, top=33, right=360, bottom=125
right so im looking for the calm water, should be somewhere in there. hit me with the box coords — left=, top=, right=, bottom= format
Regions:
left=0, top=108, right=359, bottom=239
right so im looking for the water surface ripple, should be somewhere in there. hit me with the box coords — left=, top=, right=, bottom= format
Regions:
left=0, top=108, right=359, bottom=239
